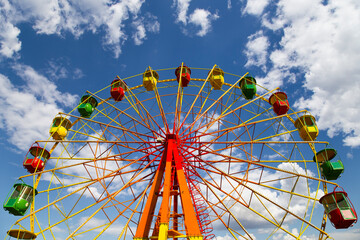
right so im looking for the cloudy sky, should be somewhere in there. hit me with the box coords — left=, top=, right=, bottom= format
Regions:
left=1, top=0, right=360, bottom=239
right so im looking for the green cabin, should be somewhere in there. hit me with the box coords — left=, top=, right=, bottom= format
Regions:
left=314, top=148, right=344, bottom=180
left=77, top=95, right=98, bottom=118
left=239, top=76, right=257, bottom=99
left=4, top=183, right=38, bottom=216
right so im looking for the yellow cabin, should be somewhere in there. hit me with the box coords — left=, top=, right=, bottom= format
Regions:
left=143, top=69, right=159, bottom=91
left=294, top=115, right=318, bottom=141
left=49, top=117, right=72, bottom=140
left=209, top=67, right=224, bottom=90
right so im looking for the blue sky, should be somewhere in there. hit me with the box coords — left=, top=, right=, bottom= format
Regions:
left=1, top=0, right=360, bottom=239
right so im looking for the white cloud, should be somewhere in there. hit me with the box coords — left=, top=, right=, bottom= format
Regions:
left=244, top=0, right=270, bottom=16
left=205, top=159, right=322, bottom=236
left=272, top=228, right=316, bottom=240
left=174, top=0, right=191, bottom=24
left=13, top=64, right=77, bottom=107
left=0, top=21, right=21, bottom=58
left=227, top=0, right=232, bottom=9
left=244, top=30, right=270, bottom=71
left=0, top=0, right=22, bottom=58
left=73, top=68, right=84, bottom=79
left=244, top=0, right=360, bottom=146
left=132, top=14, right=160, bottom=45
left=328, top=228, right=360, bottom=240
left=217, top=234, right=238, bottom=240
left=254, top=68, right=294, bottom=93
left=173, top=1, right=219, bottom=37
left=188, top=9, right=219, bottom=37
left=0, top=65, right=77, bottom=150
left=0, top=0, right=159, bottom=58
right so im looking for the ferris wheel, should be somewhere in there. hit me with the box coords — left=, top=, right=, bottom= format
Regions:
left=4, top=64, right=357, bottom=240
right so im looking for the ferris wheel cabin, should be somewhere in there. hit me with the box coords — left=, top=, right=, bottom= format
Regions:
left=23, top=144, right=50, bottom=173
left=209, top=67, right=224, bottom=90
left=49, top=117, right=72, bottom=140
left=294, top=115, right=319, bottom=141
left=319, top=190, right=357, bottom=229
left=110, top=77, right=126, bottom=101
left=239, top=76, right=257, bottom=99
left=3, top=183, right=38, bottom=216
left=269, top=92, right=290, bottom=115
left=143, top=69, right=159, bottom=91
left=175, top=64, right=191, bottom=87
left=314, top=148, right=344, bottom=180
left=7, top=229, right=37, bottom=239
left=77, top=95, right=98, bottom=118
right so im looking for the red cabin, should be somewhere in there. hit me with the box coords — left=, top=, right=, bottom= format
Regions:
left=175, top=64, right=191, bottom=87
left=319, top=188, right=357, bottom=229
left=268, top=92, right=290, bottom=115
left=110, top=77, right=126, bottom=101
left=23, top=143, right=50, bottom=173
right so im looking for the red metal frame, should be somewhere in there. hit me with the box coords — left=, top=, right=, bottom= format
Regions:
left=134, top=134, right=203, bottom=240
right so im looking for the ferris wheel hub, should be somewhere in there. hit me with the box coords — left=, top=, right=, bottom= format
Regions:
left=166, top=134, right=177, bottom=139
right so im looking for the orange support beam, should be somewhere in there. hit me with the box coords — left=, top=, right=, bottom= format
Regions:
left=134, top=135, right=203, bottom=240
left=134, top=148, right=167, bottom=239
left=172, top=143, right=203, bottom=239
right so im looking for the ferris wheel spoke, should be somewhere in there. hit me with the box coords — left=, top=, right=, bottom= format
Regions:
left=46, top=154, right=157, bottom=239
left=182, top=88, right=282, bottom=141
left=146, top=66, right=171, bottom=134
left=64, top=179, right=154, bottom=238
left=183, top=143, right=335, bottom=188
left=111, top=183, right=153, bottom=240
left=193, top=154, right=328, bottom=237
left=182, top=145, right=319, bottom=203
left=123, top=85, right=169, bottom=137
left=180, top=73, right=248, bottom=137
left=183, top=81, right=266, bottom=140
left=15, top=147, right=158, bottom=230
left=194, top=169, right=320, bottom=239
left=185, top=162, right=255, bottom=239
left=173, top=63, right=186, bottom=133
left=93, top=92, right=165, bottom=139
left=182, top=109, right=306, bottom=146
left=65, top=113, right=158, bottom=143
left=7, top=65, right=344, bottom=240
left=177, top=65, right=218, bottom=134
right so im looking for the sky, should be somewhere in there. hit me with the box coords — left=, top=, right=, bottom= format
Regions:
left=1, top=0, right=360, bottom=239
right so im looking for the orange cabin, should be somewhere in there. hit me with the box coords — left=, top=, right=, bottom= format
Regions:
left=175, top=65, right=191, bottom=87
left=110, top=77, right=126, bottom=101
left=23, top=143, right=50, bottom=173
left=269, top=92, right=290, bottom=115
